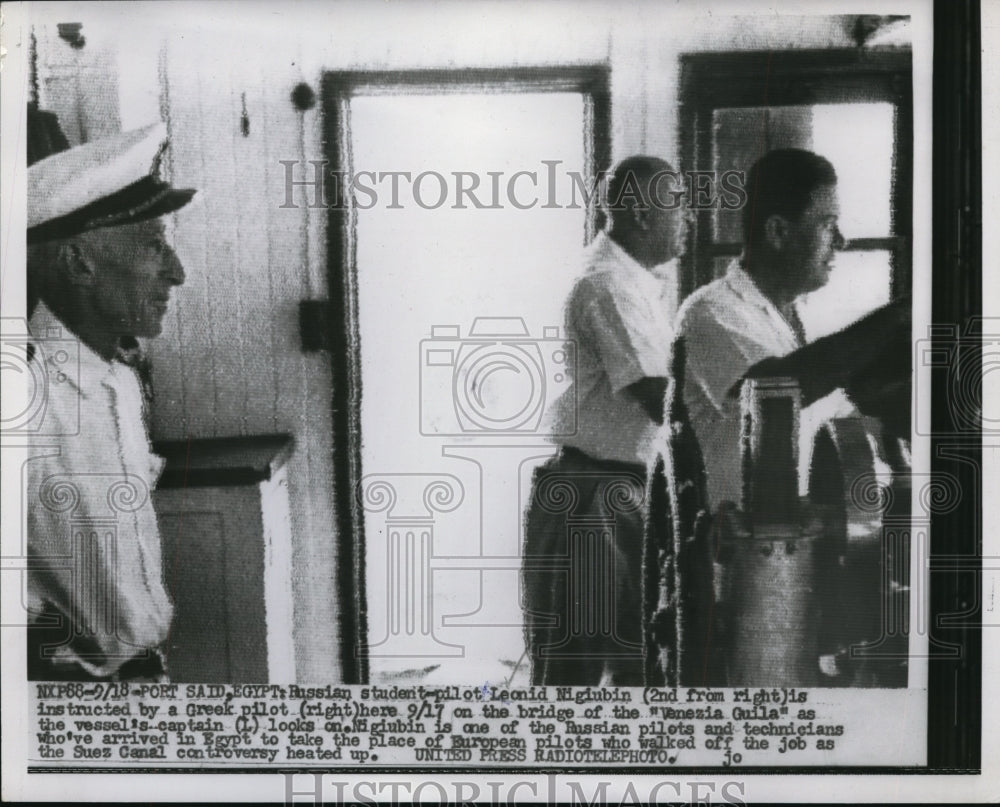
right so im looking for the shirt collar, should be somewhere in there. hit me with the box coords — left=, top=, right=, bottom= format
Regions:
left=29, top=300, right=116, bottom=398
left=725, top=260, right=779, bottom=313
left=724, top=259, right=801, bottom=344
left=590, top=230, right=651, bottom=280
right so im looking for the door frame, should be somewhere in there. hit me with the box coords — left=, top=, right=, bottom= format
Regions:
left=321, top=66, right=611, bottom=682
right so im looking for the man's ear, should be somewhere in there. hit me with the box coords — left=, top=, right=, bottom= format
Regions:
left=57, top=241, right=97, bottom=286
left=632, top=204, right=652, bottom=231
left=763, top=213, right=789, bottom=250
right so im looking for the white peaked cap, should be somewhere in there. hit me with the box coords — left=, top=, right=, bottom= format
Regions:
left=27, top=122, right=195, bottom=242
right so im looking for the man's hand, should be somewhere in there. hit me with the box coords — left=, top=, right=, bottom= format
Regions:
left=624, top=376, right=668, bottom=425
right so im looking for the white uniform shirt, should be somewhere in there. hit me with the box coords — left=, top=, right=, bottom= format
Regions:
left=27, top=302, right=173, bottom=677
left=547, top=232, right=674, bottom=465
left=675, top=262, right=803, bottom=509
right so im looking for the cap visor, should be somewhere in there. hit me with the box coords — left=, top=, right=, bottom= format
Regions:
left=28, top=184, right=196, bottom=244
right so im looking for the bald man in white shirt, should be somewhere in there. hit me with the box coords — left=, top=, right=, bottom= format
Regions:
left=523, top=156, right=691, bottom=686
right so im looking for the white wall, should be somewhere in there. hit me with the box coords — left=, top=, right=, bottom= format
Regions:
left=29, top=0, right=861, bottom=681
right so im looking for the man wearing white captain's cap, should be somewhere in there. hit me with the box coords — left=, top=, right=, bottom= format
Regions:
left=26, top=122, right=195, bottom=681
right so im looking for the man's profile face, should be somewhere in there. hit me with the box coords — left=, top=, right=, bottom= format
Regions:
left=80, top=219, right=186, bottom=339
left=784, top=183, right=843, bottom=296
